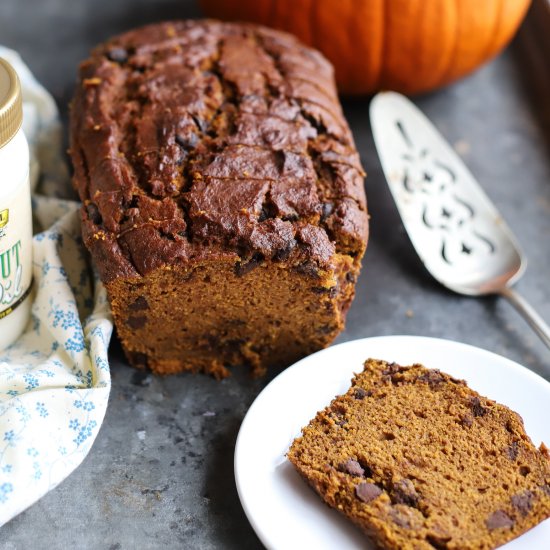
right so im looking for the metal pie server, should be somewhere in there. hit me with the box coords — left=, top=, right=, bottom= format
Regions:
left=370, top=91, right=550, bottom=349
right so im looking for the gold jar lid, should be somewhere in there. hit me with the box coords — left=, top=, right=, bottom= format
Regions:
left=0, top=58, right=23, bottom=149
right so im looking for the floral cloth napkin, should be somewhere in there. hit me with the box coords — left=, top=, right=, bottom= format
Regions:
left=0, top=46, right=112, bottom=525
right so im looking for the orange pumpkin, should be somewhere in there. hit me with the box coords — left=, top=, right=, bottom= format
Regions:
left=201, top=0, right=532, bottom=95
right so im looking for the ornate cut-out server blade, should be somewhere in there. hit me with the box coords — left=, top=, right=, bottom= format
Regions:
left=370, top=92, right=550, bottom=349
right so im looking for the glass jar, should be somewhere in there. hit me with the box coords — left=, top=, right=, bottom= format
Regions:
left=0, top=58, right=32, bottom=350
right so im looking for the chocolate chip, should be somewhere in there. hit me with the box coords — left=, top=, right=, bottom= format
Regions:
left=175, top=133, right=198, bottom=149
left=127, top=316, right=147, bottom=329
left=330, top=410, right=347, bottom=426
left=311, top=286, right=337, bottom=297
left=206, top=333, right=220, bottom=348
left=511, top=491, right=533, bottom=516
left=354, top=388, right=369, bottom=400
left=486, top=510, right=514, bottom=530
left=272, top=240, right=296, bottom=262
left=127, top=195, right=139, bottom=209
left=311, top=286, right=328, bottom=294
left=426, top=534, right=451, bottom=550
left=381, top=363, right=412, bottom=385
left=225, top=338, right=246, bottom=352
left=235, top=253, right=264, bottom=277
left=129, top=296, right=149, bottom=311
left=86, top=202, right=102, bottom=225
left=339, top=459, right=365, bottom=477
left=417, top=369, right=445, bottom=385
left=460, top=414, right=473, bottom=427
left=258, top=202, right=277, bottom=222
left=318, top=324, right=336, bottom=335
left=507, top=441, right=519, bottom=461
left=292, top=261, right=320, bottom=278
left=392, top=479, right=419, bottom=507
left=191, top=115, right=207, bottom=133
left=355, top=482, right=382, bottom=503
left=382, top=362, right=402, bottom=375
left=345, top=272, right=356, bottom=284
left=470, top=397, right=487, bottom=417
left=320, top=202, right=334, bottom=222
left=107, top=47, right=128, bottom=63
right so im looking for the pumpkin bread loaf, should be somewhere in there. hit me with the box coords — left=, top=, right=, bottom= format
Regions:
left=288, top=359, right=550, bottom=549
left=70, top=20, right=368, bottom=378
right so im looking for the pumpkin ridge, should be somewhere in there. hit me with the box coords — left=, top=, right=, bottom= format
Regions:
left=440, top=0, right=461, bottom=85
left=482, top=0, right=504, bottom=62
left=377, top=0, right=387, bottom=92
left=268, top=0, right=278, bottom=29
left=308, top=0, right=317, bottom=66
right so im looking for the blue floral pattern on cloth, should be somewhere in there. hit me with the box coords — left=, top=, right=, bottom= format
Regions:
left=0, top=47, right=112, bottom=525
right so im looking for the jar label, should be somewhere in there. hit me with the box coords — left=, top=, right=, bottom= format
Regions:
left=0, top=177, right=33, bottom=319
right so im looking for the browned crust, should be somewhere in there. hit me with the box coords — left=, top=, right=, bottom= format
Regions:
left=69, top=20, right=368, bottom=284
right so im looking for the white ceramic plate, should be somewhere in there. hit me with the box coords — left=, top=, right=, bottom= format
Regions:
left=234, top=336, right=550, bottom=550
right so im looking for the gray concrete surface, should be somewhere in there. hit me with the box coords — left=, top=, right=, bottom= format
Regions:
left=1, top=1, right=549, bottom=548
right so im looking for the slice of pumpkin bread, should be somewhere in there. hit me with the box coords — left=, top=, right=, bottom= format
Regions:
left=287, top=359, right=550, bottom=549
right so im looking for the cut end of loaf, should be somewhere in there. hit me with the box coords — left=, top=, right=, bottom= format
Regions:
left=110, top=254, right=359, bottom=378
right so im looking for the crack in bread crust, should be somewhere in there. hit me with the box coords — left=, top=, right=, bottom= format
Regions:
left=70, top=20, right=368, bottom=282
